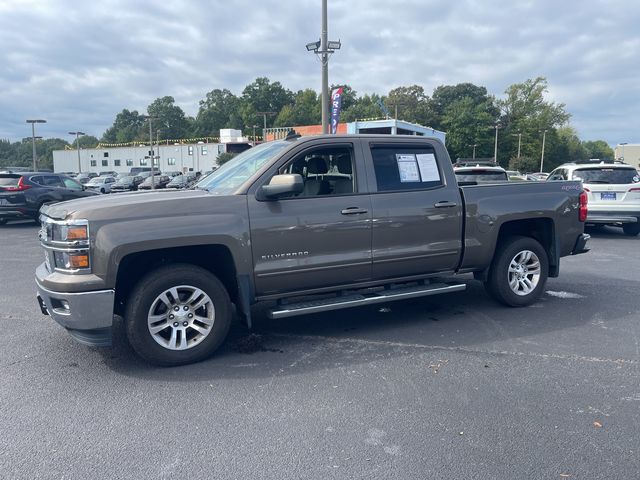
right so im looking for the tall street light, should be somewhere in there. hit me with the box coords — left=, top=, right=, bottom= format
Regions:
left=142, top=115, right=158, bottom=189
left=468, top=144, right=478, bottom=159
left=489, top=124, right=501, bottom=164
left=306, top=0, right=341, bottom=134
left=539, top=129, right=548, bottom=173
left=256, top=112, right=275, bottom=140
left=619, top=142, right=628, bottom=162
left=26, top=119, right=46, bottom=171
left=511, top=131, right=522, bottom=159
left=68, top=131, right=86, bottom=173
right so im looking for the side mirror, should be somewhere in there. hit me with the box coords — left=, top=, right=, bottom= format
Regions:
left=257, top=174, right=304, bottom=201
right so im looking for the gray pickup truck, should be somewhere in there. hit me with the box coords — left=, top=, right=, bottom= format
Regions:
left=36, top=134, right=590, bottom=365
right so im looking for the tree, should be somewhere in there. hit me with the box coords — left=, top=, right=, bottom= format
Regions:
left=216, top=152, right=236, bottom=165
left=441, top=97, right=496, bottom=161
left=71, top=135, right=99, bottom=149
left=497, top=77, right=571, bottom=168
left=429, top=83, right=498, bottom=130
left=102, top=109, right=145, bottom=143
left=145, top=96, right=190, bottom=140
left=385, top=85, right=431, bottom=125
left=582, top=140, right=614, bottom=160
left=240, top=77, right=294, bottom=129
left=194, top=88, right=242, bottom=136
left=274, top=89, right=320, bottom=127
left=341, top=94, right=385, bottom=122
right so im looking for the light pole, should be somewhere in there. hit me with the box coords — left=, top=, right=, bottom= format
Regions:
left=490, top=124, right=501, bottom=164
left=619, top=142, right=628, bottom=162
left=256, top=112, right=275, bottom=140
left=539, top=129, right=548, bottom=173
left=511, top=132, right=522, bottom=159
left=252, top=125, right=259, bottom=145
left=68, top=131, right=85, bottom=173
left=306, top=0, right=341, bottom=134
left=26, top=119, right=46, bottom=171
left=468, top=144, right=478, bottom=159
left=143, top=115, right=158, bottom=189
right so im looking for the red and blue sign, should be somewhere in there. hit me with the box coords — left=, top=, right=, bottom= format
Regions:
left=330, top=87, right=343, bottom=134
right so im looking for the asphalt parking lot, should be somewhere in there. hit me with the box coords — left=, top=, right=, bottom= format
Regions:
left=1, top=222, right=639, bottom=479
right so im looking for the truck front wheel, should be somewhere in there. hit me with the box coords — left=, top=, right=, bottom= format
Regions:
left=484, top=236, right=548, bottom=307
left=125, top=264, right=232, bottom=366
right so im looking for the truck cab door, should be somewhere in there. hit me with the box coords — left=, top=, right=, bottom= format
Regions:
left=363, top=140, right=463, bottom=280
left=247, top=140, right=372, bottom=297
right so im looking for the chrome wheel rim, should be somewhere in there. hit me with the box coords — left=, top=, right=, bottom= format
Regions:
left=508, top=250, right=541, bottom=296
left=147, top=285, right=215, bottom=350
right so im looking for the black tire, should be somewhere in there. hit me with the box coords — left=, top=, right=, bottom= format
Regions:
left=0, top=219, right=7, bottom=226
left=622, top=221, right=640, bottom=236
left=100, top=188, right=105, bottom=194
left=484, top=235, right=548, bottom=307
left=125, top=263, right=232, bottom=366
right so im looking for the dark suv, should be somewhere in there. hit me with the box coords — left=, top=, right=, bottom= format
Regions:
left=0, top=173, right=98, bottom=225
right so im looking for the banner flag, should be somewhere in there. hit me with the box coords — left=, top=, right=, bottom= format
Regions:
left=330, top=87, right=344, bottom=134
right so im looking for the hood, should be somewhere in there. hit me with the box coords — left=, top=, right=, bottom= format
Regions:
left=41, top=189, right=232, bottom=221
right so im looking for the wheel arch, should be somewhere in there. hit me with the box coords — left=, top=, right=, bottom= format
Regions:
left=114, top=245, right=239, bottom=317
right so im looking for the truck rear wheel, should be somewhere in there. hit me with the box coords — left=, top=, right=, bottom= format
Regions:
left=125, top=264, right=231, bottom=366
left=484, top=236, right=548, bottom=307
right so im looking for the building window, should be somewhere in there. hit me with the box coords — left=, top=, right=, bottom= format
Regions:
left=103, top=152, right=109, bottom=158
left=153, top=158, right=159, bottom=167
left=201, top=145, right=208, bottom=155
left=188, top=146, right=194, bottom=155
left=90, top=160, right=97, bottom=167
left=114, top=160, right=121, bottom=167
left=140, top=159, right=147, bottom=166
left=126, top=159, right=133, bottom=166
left=102, top=160, right=108, bottom=167
left=168, top=158, right=176, bottom=166
left=217, top=144, right=225, bottom=154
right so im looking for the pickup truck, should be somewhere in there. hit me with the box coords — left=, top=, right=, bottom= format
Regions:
left=36, top=134, right=590, bottom=366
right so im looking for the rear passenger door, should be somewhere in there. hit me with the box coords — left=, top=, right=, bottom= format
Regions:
left=247, top=140, right=372, bottom=296
left=364, top=140, right=463, bottom=280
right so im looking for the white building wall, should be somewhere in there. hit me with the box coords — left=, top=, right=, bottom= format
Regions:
left=614, top=144, right=640, bottom=169
left=53, top=142, right=227, bottom=174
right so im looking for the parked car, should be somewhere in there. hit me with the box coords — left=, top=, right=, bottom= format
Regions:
left=0, top=172, right=97, bottom=224
left=85, top=176, right=116, bottom=194
left=166, top=174, right=196, bottom=189
left=548, top=160, right=640, bottom=235
left=99, top=171, right=117, bottom=177
left=129, top=167, right=160, bottom=176
left=164, top=171, right=182, bottom=177
left=138, top=175, right=171, bottom=190
left=506, top=170, right=526, bottom=181
left=525, top=172, right=549, bottom=181
left=75, top=173, right=98, bottom=184
left=453, top=163, right=509, bottom=185
left=111, top=175, right=143, bottom=192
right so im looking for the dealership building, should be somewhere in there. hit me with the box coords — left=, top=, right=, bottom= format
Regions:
left=614, top=143, right=640, bottom=168
left=53, top=129, right=250, bottom=174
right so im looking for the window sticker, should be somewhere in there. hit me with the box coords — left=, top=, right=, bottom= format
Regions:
left=396, top=154, right=420, bottom=182
left=416, top=153, right=440, bottom=182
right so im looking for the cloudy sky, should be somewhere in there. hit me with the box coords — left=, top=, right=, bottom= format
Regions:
left=0, top=0, right=638, bottom=146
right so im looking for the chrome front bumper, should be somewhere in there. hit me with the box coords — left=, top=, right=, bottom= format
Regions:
left=36, top=268, right=115, bottom=346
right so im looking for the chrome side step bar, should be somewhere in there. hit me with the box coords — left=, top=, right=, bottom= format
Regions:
left=268, top=282, right=466, bottom=319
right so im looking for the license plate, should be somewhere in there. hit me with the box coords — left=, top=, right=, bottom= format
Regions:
left=600, top=192, right=616, bottom=200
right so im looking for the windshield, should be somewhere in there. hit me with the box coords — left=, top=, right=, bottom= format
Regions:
left=196, top=141, right=290, bottom=194
left=572, top=167, right=639, bottom=184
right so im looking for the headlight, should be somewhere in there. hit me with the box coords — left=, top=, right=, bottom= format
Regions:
left=40, top=218, right=91, bottom=273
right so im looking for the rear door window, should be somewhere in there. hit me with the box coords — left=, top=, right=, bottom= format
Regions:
left=572, top=168, right=639, bottom=184
left=371, top=145, right=442, bottom=192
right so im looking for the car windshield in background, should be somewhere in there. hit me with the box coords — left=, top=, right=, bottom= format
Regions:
left=196, top=141, right=290, bottom=195
left=572, top=168, right=639, bottom=184
left=456, top=171, right=508, bottom=182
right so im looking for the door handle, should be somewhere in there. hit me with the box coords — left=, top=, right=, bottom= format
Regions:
left=341, top=207, right=368, bottom=215
left=434, top=201, right=458, bottom=208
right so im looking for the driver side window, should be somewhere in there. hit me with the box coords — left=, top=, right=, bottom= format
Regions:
left=277, top=146, right=355, bottom=198
left=63, top=178, right=82, bottom=190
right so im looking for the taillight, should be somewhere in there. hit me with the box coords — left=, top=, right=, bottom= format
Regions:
left=629, top=187, right=640, bottom=192
left=579, top=191, right=588, bottom=222
left=4, top=177, right=31, bottom=192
